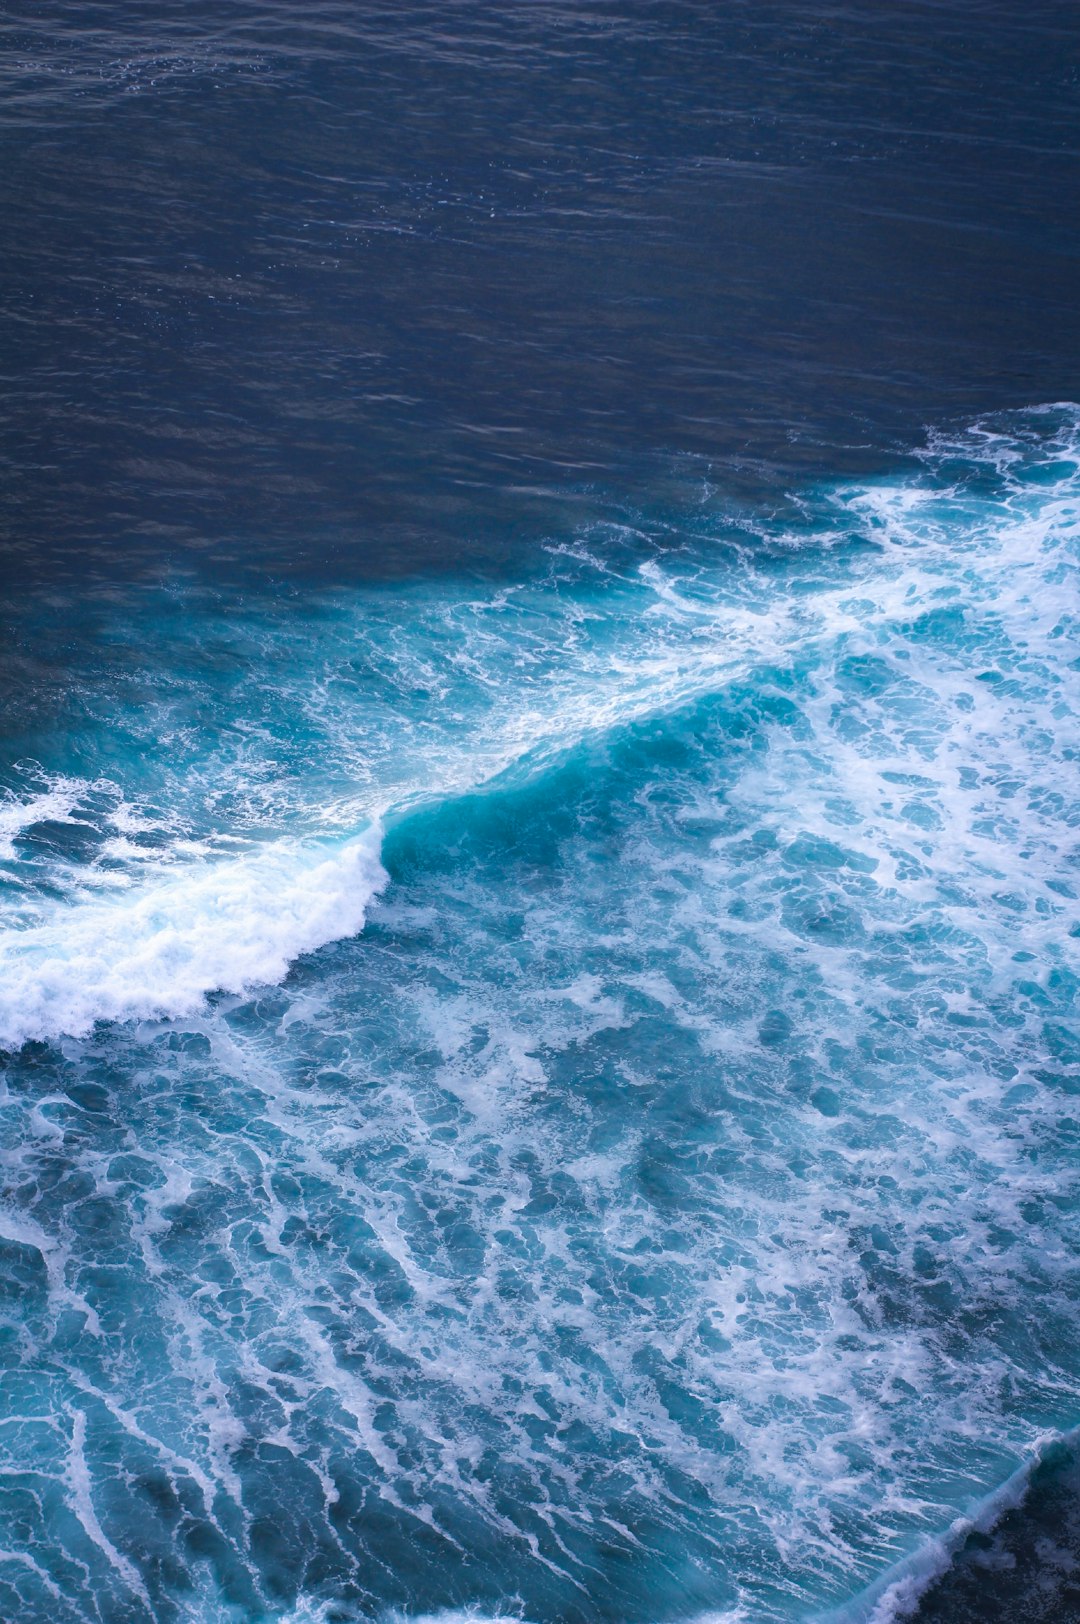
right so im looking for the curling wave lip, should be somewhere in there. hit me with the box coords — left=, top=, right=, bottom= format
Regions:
left=0, top=828, right=387, bottom=1048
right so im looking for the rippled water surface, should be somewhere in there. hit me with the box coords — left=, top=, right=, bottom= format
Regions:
left=1, top=6, right=1079, bottom=1624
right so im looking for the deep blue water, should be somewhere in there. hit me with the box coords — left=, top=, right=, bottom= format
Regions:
left=1, top=6, right=1079, bottom=1623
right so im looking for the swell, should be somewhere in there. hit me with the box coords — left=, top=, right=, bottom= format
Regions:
left=1, top=404, right=1077, bottom=1052
left=0, top=409, right=1076, bottom=1624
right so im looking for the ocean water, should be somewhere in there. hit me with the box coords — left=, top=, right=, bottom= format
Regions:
left=1, top=410, right=1078, bottom=1623
left=2, top=5, right=1080, bottom=1624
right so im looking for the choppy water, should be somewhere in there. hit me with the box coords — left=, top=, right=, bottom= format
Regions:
left=2, top=4, right=1080, bottom=1622
left=1, top=410, right=1078, bottom=1623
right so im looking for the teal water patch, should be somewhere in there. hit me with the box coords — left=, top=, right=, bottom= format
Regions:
left=0, top=408, right=1078, bottom=1622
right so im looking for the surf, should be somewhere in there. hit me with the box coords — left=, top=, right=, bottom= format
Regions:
left=0, top=406, right=1076, bottom=1054
left=0, top=407, right=1077, bottom=1624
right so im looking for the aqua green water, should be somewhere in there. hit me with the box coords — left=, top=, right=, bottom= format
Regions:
left=1, top=409, right=1077, bottom=1623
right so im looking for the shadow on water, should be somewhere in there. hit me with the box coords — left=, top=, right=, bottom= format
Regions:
left=915, top=1441, right=1080, bottom=1623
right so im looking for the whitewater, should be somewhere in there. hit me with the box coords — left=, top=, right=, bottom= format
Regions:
left=0, top=407, right=1078, bottom=1623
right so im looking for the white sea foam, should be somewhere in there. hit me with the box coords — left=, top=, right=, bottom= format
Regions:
left=816, top=1430, right=1080, bottom=1624
left=1, top=413, right=1076, bottom=1624
left=0, top=776, right=101, bottom=861
left=1, top=415, right=1077, bottom=1050
left=65, top=1409, right=152, bottom=1612
left=0, top=828, right=386, bottom=1048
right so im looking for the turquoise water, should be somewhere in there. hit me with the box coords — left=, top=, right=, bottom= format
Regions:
left=1, top=407, right=1078, bottom=1622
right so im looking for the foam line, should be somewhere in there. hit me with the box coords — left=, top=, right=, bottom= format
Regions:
left=812, top=1429, right=1080, bottom=1624
left=0, top=406, right=1076, bottom=1065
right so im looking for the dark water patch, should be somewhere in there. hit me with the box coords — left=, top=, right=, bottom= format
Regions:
left=914, top=1441, right=1080, bottom=1623
left=1, top=1, right=1078, bottom=588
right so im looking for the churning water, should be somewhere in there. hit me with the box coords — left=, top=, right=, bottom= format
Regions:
left=2, top=410, right=1079, bottom=1622
left=1, top=5, right=1079, bottom=1622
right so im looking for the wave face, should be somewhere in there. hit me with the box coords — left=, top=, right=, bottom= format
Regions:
left=0, top=408, right=1078, bottom=1623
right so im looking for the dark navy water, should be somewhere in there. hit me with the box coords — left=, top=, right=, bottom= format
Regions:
left=4, top=0, right=1080, bottom=584
left=1, top=6, right=1079, bottom=1624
